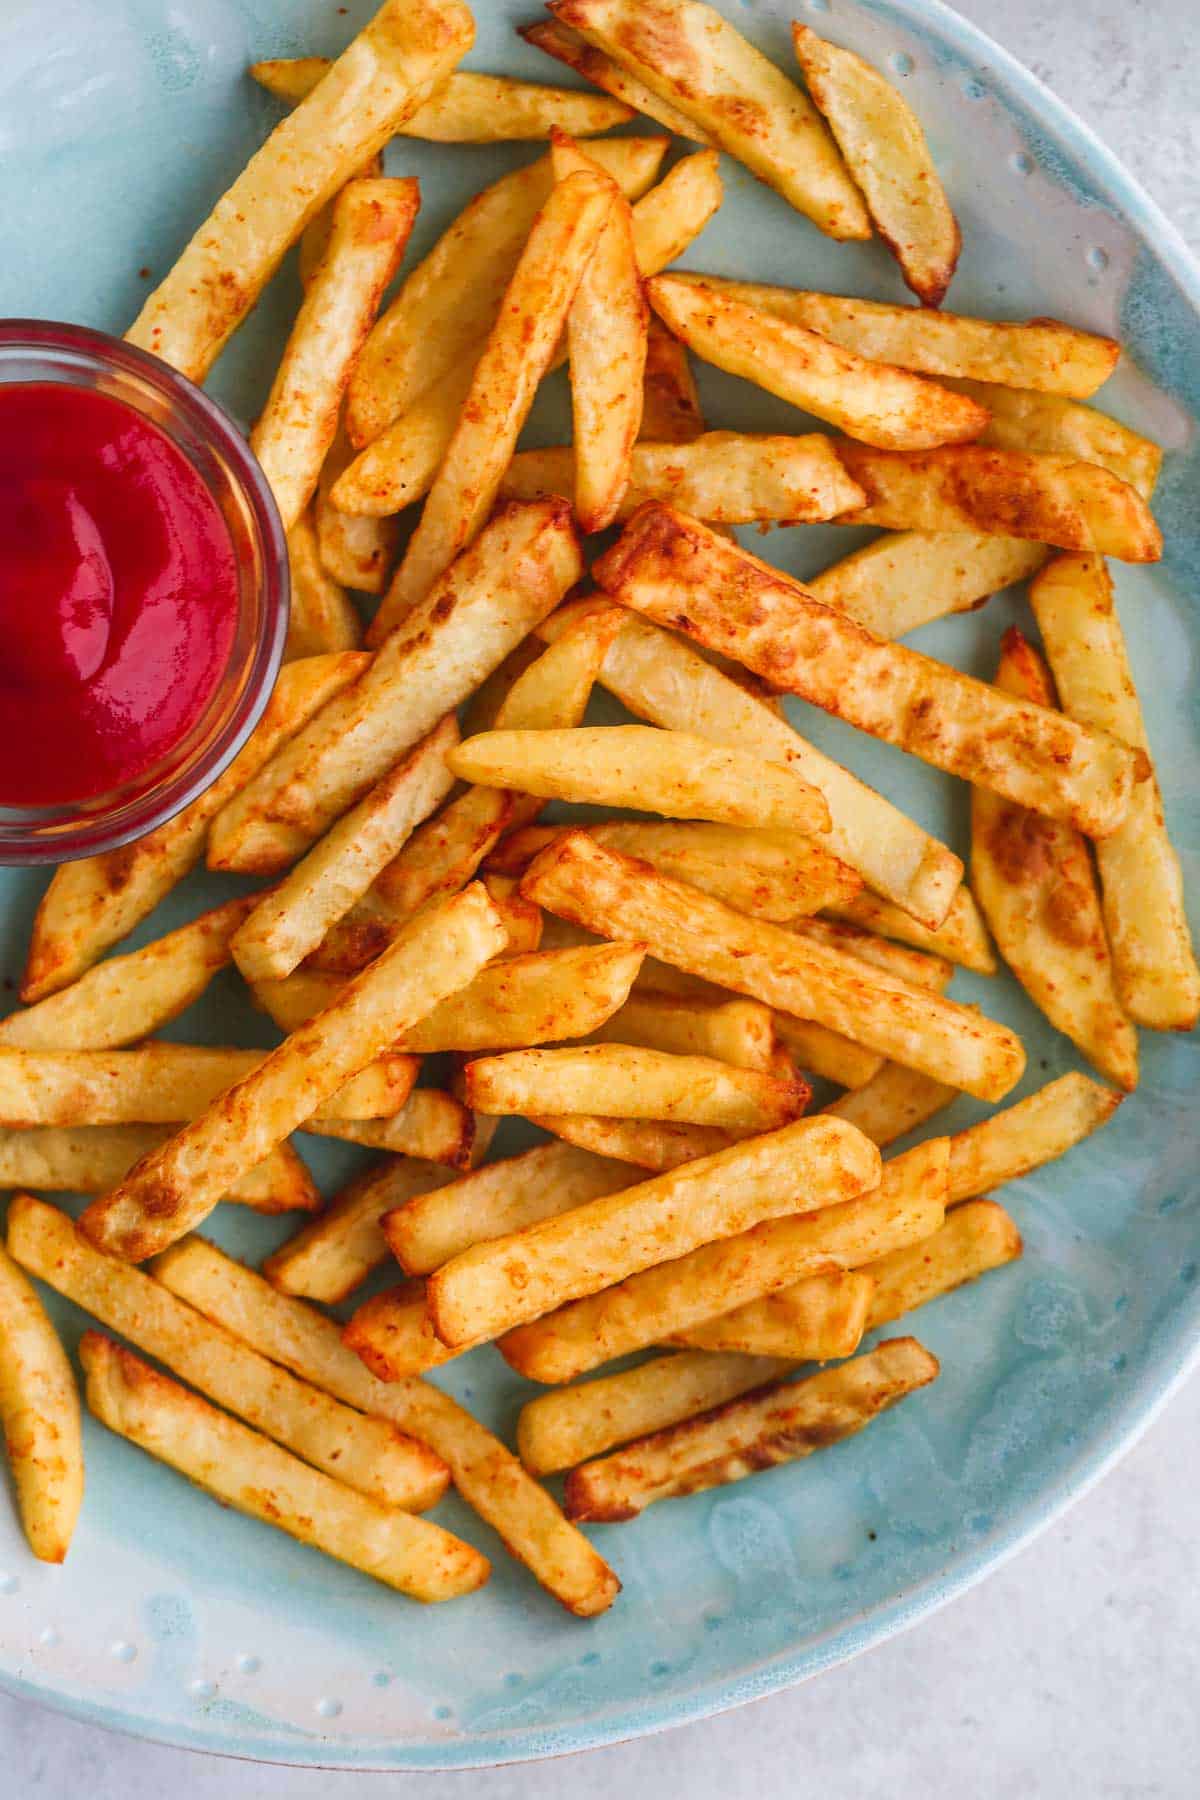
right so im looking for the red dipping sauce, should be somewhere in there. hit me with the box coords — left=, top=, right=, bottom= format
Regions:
left=0, top=382, right=240, bottom=807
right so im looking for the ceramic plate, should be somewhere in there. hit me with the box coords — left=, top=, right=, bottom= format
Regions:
left=1, top=0, right=1198, bottom=1770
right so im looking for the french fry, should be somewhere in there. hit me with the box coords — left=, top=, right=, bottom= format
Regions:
left=397, top=945, right=646, bottom=1052
left=306, top=861, right=543, bottom=980
left=772, top=1018, right=884, bottom=1090
left=501, top=432, right=868, bottom=523
left=667, top=278, right=1121, bottom=396
left=296, top=153, right=386, bottom=297
left=226, top=1143, right=322, bottom=1215
left=946, top=1072, right=1122, bottom=1204
left=285, top=511, right=363, bottom=657
left=563, top=1336, right=939, bottom=1520
left=792, top=26, right=960, bottom=306
left=315, top=425, right=400, bottom=594
left=790, top=916, right=953, bottom=993
left=641, top=315, right=706, bottom=442
left=385, top=1141, right=632, bottom=1275
left=594, top=506, right=1144, bottom=836
left=8, top=1196, right=446, bottom=1511
left=80, top=1334, right=485, bottom=1601
left=230, top=716, right=458, bottom=982
left=307, top=1087, right=479, bottom=1169
left=866, top=1198, right=1022, bottom=1329
left=465, top=1044, right=809, bottom=1131
left=427, top=1115, right=880, bottom=1347
left=532, top=1112, right=740, bottom=1170
left=825, top=885, right=997, bottom=976
left=1030, top=553, right=1200, bottom=1030
left=491, top=609, right=620, bottom=736
left=23, top=652, right=369, bottom=1002
left=78, top=886, right=505, bottom=1260
left=0, top=1241, right=83, bottom=1562
left=647, top=278, right=987, bottom=450
left=519, top=19, right=716, bottom=143
left=957, top=382, right=1162, bottom=498
left=624, top=148, right=724, bottom=277
left=589, top=993, right=776, bottom=1072
left=807, top=530, right=1048, bottom=641
left=669, top=1267, right=874, bottom=1359
left=501, top=1142, right=946, bottom=1383
left=547, top=0, right=869, bottom=240
left=971, top=629, right=1139, bottom=1089
left=0, top=1125, right=319, bottom=1213
left=370, top=172, right=613, bottom=637
left=516, top=1349, right=792, bottom=1476
left=536, top=599, right=962, bottom=930
left=251, top=179, right=418, bottom=533
left=348, top=789, right=517, bottom=940
left=343, top=1280, right=475, bottom=1379
left=346, top=138, right=665, bottom=446
left=834, top=441, right=1162, bottom=562
left=462, top=640, right=546, bottom=738
left=251, top=56, right=635, bottom=138
left=126, top=0, right=474, bottom=381
left=152, top=1239, right=620, bottom=1615
left=522, top=834, right=1025, bottom=1100
left=823, top=1061, right=956, bottom=1147
left=208, top=500, right=582, bottom=871
left=263, top=1157, right=455, bottom=1302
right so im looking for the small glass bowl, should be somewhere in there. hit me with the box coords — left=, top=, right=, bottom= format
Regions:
left=0, top=319, right=289, bottom=866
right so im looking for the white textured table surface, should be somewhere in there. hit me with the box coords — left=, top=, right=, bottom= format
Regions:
left=8, top=3, right=1198, bottom=1793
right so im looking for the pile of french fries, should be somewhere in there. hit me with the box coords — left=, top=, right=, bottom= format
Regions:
left=2, top=0, right=1194, bottom=1626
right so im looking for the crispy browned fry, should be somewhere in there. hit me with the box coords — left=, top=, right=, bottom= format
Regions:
left=1030, top=553, right=1200, bottom=1031
left=78, top=886, right=504, bottom=1260
left=152, top=1239, right=620, bottom=1615
left=946, top=1072, right=1122, bottom=1204
left=791, top=917, right=953, bottom=992
left=465, top=1044, right=808, bottom=1131
left=563, top=1336, right=939, bottom=1520
left=548, top=0, right=869, bottom=239
left=532, top=1112, right=741, bottom=1170
left=315, top=424, right=400, bottom=594
left=648, top=278, right=986, bottom=450
left=808, top=530, right=1048, bottom=641
left=773, top=1017, right=884, bottom=1090
left=307, top=1087, right=479, bottom=1168
left=398, top=945, right=645, bottom=1052
left=22, top=653, right=368, bottom=1003
left=428, top=1115, right=879, bottom=1347
left=263, top=1157, right=453, bottom=1302
left=522, top=833, right=1025, bottom=1100
left=230, top=716, right=458, bottom=982
left=343, top=1281, right=464, bottom=1378
left=0, top=1241, right=82, bottom=1562
left=285, top=511, right=364, bottom=657
left=251, top=179, right=418, bottom=532
left=641, top=315, right=706, bottom=441
left=669, top=1267, right=874, bottom=1359
left=342, top=790, right=518, bottom=945
left=823, top=1061, right=956, bottom=1148
left=954, top=383, right=1162, bottom=498
left=127, top=1, right=473, bottom=381
left=667, top=278, right=1121, bottom=396
left=792, top=26, right=959, bottom=305
left=8, top=1195, right=446, bottom=1510
left=971, top=629, right=1138, bottom=1089
left=499, top=1138, right=944, bottom=1382
left=595, top=506, right=1143, bottom=836
left=825, top=886, right=997, bottom=976
left=536, top=600, right=961, bottom=928
left=520, top=19, right=716, bottom=142
left=80, top=1333, right=485, bottom=1601
left=589, top=992, right=775, bottom=1072
left=501, top=432, right=867, bottom=523
left=866, top=1198, right=1022, bottom=1328
left=0, top=1126, right=317, bottom=1213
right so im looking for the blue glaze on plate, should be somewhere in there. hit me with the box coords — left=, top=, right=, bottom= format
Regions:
left=0, top=0, right=1198, bottom=1769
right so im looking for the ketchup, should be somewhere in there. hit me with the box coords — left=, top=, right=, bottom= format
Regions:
left=0, top=382, right=239, bottom=807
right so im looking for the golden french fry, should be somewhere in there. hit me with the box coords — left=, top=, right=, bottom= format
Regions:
left=263, top=1157, right=454, bottom=1302
left=866, top=1198, right=1022, bottom=1329
left=23, top=653, right=368, bottom=1002
left=0, top=1125, right=317, bottom=1211
left=78, top=886, right=504, bottom=1260
left=307, top=1087, right=479, bottom=1168
left=669, top=1267, right=874, bottom=1359
left=625, top=147, right=724, bottom=274
left=127, top=0, right=473, bottom=381
left=519, top=19, right=716, bottom=142
left=563, top=1336, right=939, bottom=1520
left=285, top=511, right=363, bottom=657
left=668, top=278, right=1121, bottom=397
left=315, top=424, right=400, bottom=593
left=536, top=599, right=961, bottom=931
left=0, top=1241, right=83, bottom=1562
left=343, top=1281, right=462, bottom=1379
left=230, top=716, right=458, bottom=982
left=397, top=945, right=646, bottom=1052
left=427, top=1115, right=880, bottom=1347
left=946, top=1072, right=1122, bottom=1204
left=954, top=382, right=1162, bottom=498
left=8, top=1195, right=446, bottom=1511
left=499, top=1138, right=944, bottom=1382
left=823, top=1061, right=956, bottom=1148
left=641, top=314, right=706, bottom=441
left=352, top=789, right=518, bottom=942
left=251, top=178, right=419, bottom=532
left=465, top=1044, right=808, bottom=1131
left=808, top=530, right=1048, bottom=641
left=516, top=1349, right=791, bottom=1476
left=791, top=916, right=953, bottom=993
left=971, top=629, right=1139, bottom=1089
left=834, top=441, right=1162, bottom=562
left=1030, top=553, right=1200, bottom=1030
left=80, top=1333, right=485, bottom=1601
left=152, top=1239, right=620, bottom=1615
left=826, top=886, right=997, bottom=976
left=773, top=1017, right=884, bottom=1090
left=302, top=859, right=542, bottom=979
left=792, top=25, right=959, bottom=305
left=547, top=0, right=869, bottom=240
left=385, top=1140, right=632, bottom=1275
left=595, top=506, right=1143, bottom=836
left=589, top=992, right=775, bottom=1072
left=648, top=278, right=986, bottom=451
left=532, top=1112, right=740, bottom=1170
left=522, top=833, right=1025, bottom=1100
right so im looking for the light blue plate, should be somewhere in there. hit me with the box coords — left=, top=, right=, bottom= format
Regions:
left=1, top=0, right=1198, bottom=1770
